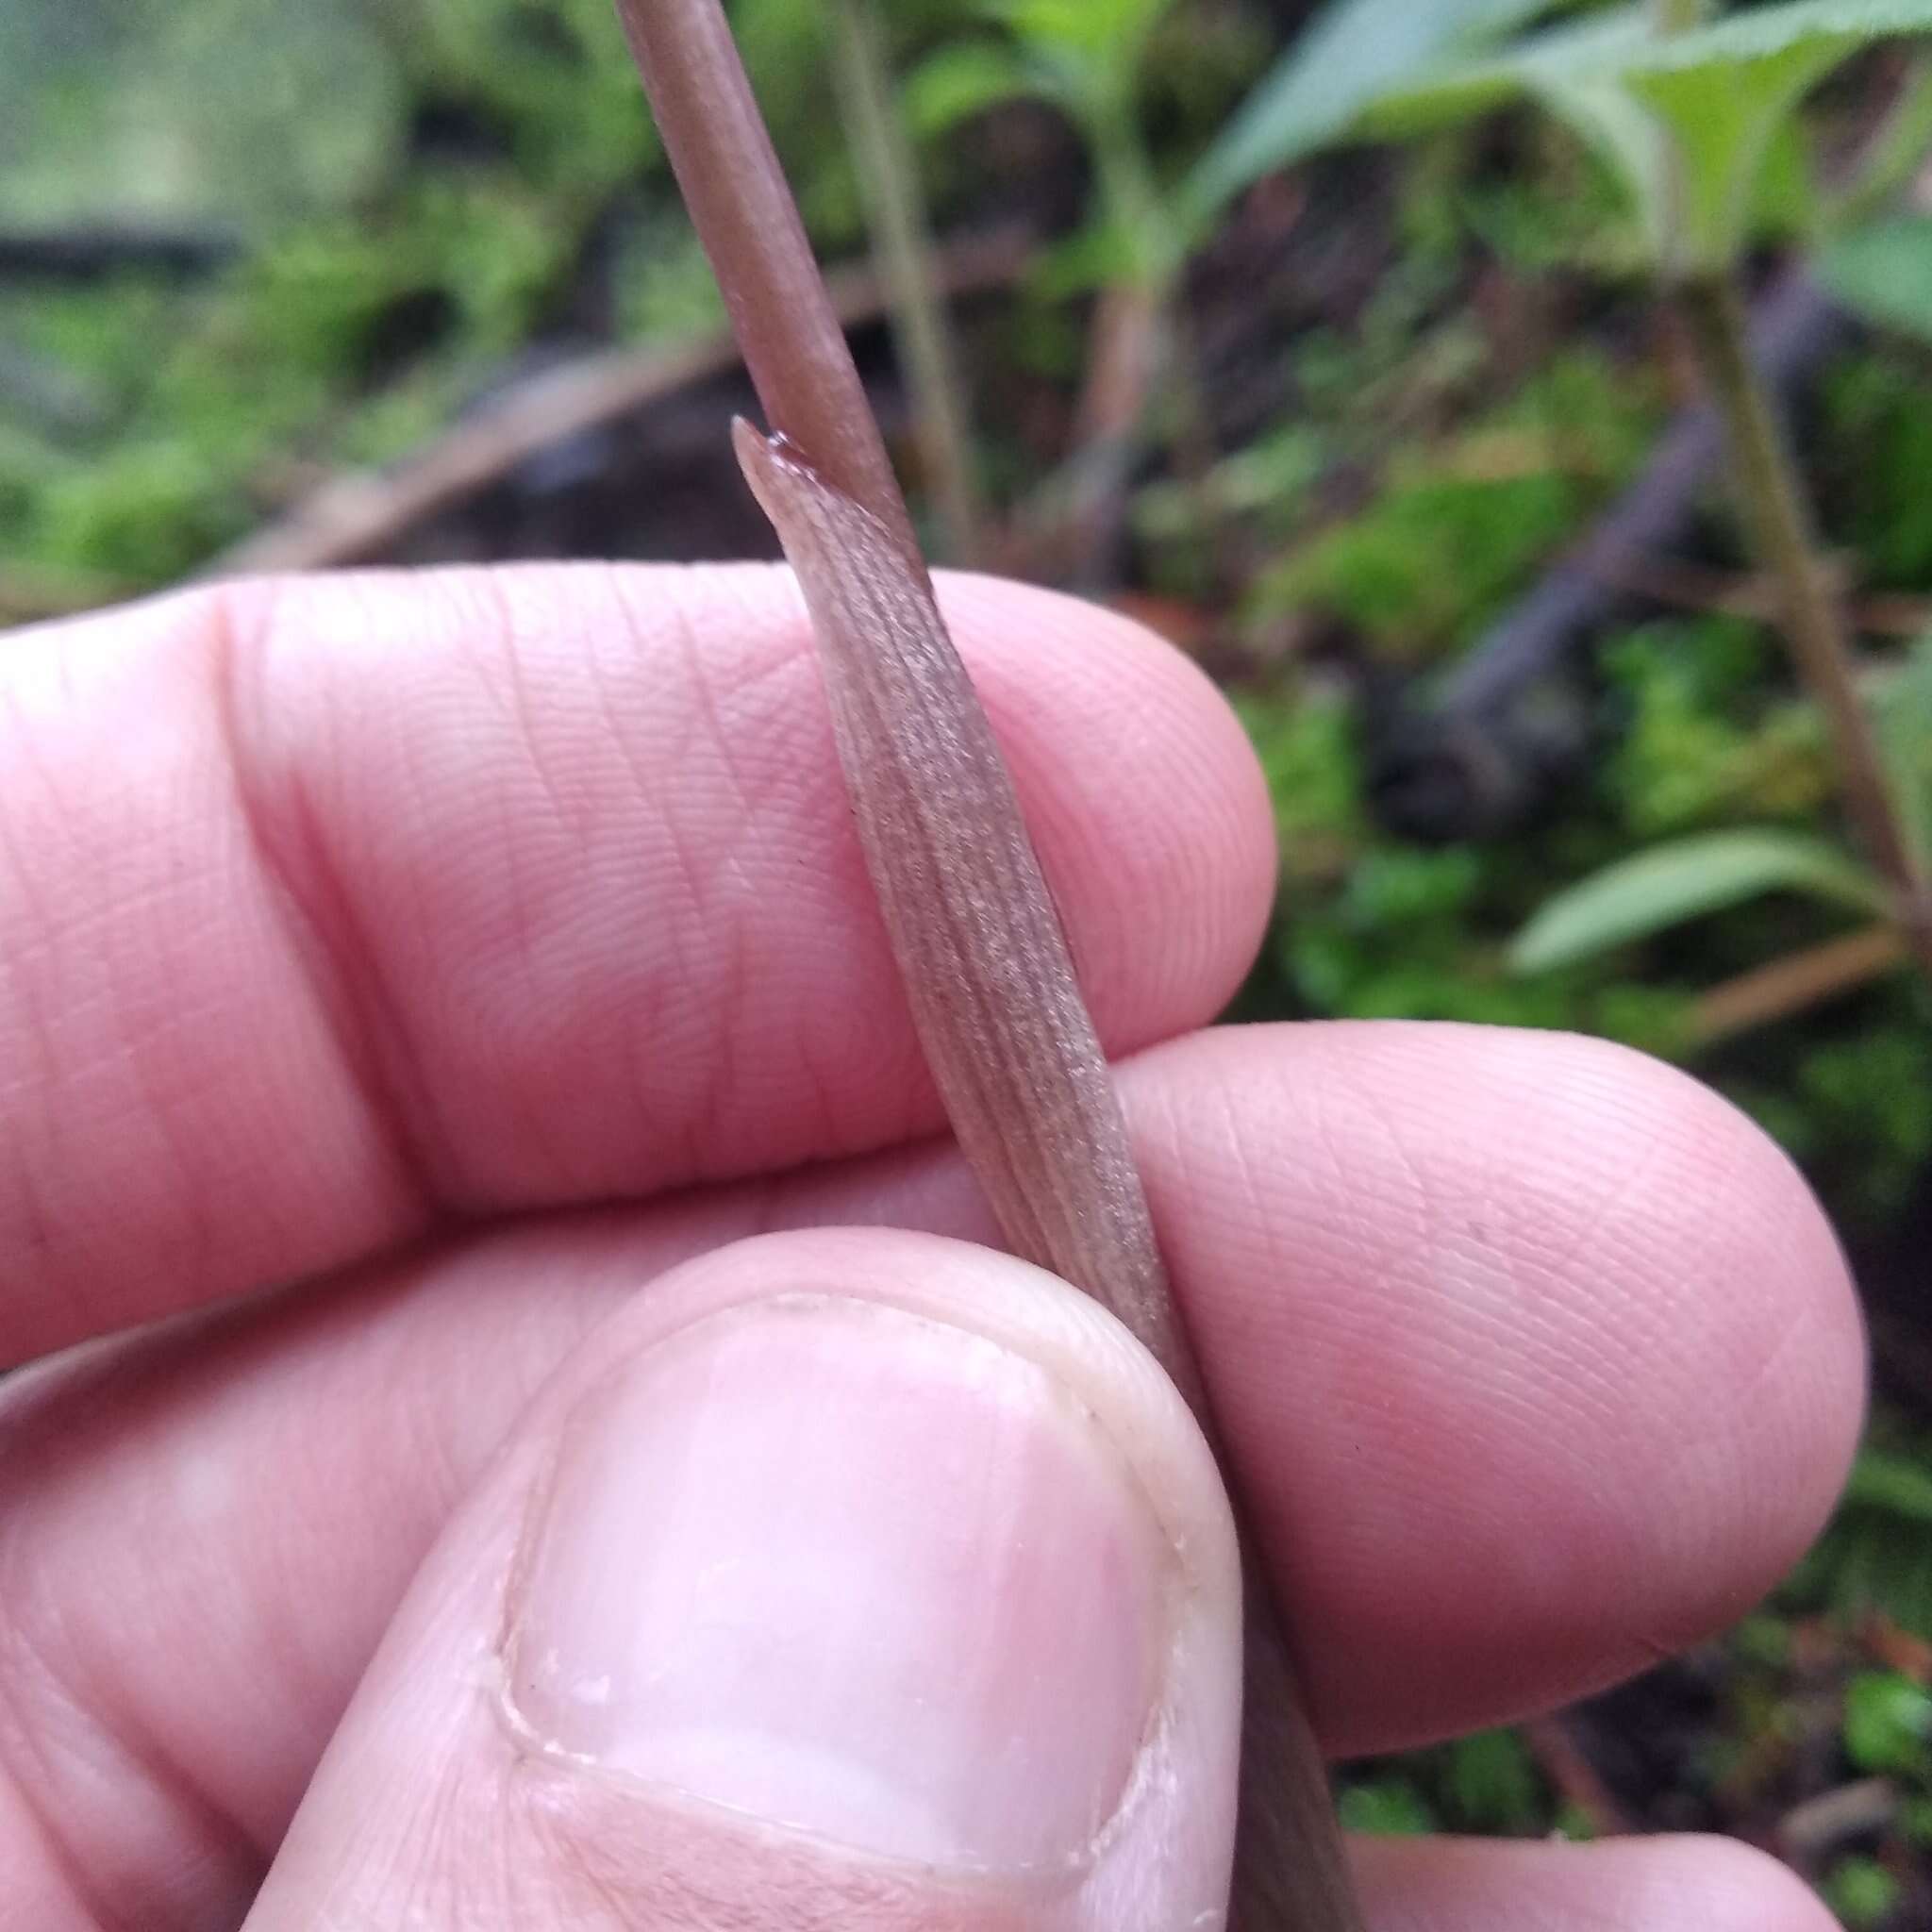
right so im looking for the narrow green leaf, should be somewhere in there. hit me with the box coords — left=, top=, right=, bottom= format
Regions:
left=1845, top=1446, right=1932, bottom=1523
left=901, top=41, right=1052, bottom=138
left=1345, top=9, right=1651, bottom=143
left=1843, top=1671, right=1932, bottom=1774
left=1509, top=828, right=1888, bottom=974
left=1536, top=66, right=1674, bottom=254
left=1185, top=0, right=1601, bottom=219
left=1625, top=38, right=1843, bottom=266
left=1820, top=213, right=1932, bottom=344
left=1337, top=0, right=1932, bottom=267
left=1627, top=0, right=1932, bottom=68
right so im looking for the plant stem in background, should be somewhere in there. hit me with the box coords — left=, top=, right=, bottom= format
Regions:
left=1675, top=271, right=1932, bottom=979
left=612, top=2, right=1365, bottom=1926
left=827, top=0, right=986, bottom=565
left=1691, top=924, right=1907, bottom=1047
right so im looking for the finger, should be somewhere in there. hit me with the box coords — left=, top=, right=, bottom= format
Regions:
left=0, top=1025, right=1863, bottom=1925
left=1129, top=1022, right=1867, bottom=1746
left=0, top=565, right=1271, bottom=1362
left=1353, top=1833, right=1840, bottom=1932
left=231, top=1232, right=1241, bottom=1932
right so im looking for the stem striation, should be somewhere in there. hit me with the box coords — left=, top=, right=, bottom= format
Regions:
left=615, top=1, right=1365, bottom=1924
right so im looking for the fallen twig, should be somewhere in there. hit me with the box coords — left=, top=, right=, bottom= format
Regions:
left=202, top=228, right=1027, bottom=580
left=1777, top=1777, right=1899, bottom=1868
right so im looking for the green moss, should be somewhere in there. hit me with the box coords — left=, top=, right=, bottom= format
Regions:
left=1825, top=1855, right=1903, bottom=1931
left=1822, top=353, right=1932, bottom=589
left=1255, top=350, right=1658, bottom=657
left=1602, top=620, right=1833, bottom=837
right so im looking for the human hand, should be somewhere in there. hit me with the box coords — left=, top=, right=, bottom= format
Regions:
left=0, top=566, right=1863, bottom=1929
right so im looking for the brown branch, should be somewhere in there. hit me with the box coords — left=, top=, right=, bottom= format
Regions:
left=1690, top=923, right=1907, bottom=1047
left=614, top=0, right=918, bottom=571
left=1776, top=1778, right=1899, bottom=1869
left=200, top=233, right=1024, bottom=581
left=1587, top=550, right=1932, bottom=641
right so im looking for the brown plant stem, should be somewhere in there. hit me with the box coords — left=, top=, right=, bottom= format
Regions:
left=1675, top=271, right=1932, bottom=981
left=827, top=0, right=987, bottom=565
left=612, top=0, right=919, bottom=574
left=615, top=2, right=1362, bottom=1925
left=1689, top=923, right=1907, bottom=1048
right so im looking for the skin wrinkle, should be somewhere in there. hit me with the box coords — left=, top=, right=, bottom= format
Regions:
left=467, top=575, right=617, bottom=1193
left=213, top=582, right=451, bottom=1224
left=2, top=567, right=1275, bottom=1365
left=468, top=581, right=575, bottom=1191
left=0, top=673, right=82, bottom=1319
left=0, top=1517, right=261, bottom=1932
left=684, top=630, right=937, bottom=1159
left=0, top=1035, right=1855, bottom=1932
left=661, top=591, right=769, bottom=1180
left=0, top=549, right=1863, bottom=1929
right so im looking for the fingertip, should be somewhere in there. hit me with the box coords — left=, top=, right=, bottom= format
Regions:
left=1357, top=1830, right=1843, bottom=1932
left=1127, top=1020, right=1869, bottom=1748
left=244, top=1230, right=1245, bottom=1931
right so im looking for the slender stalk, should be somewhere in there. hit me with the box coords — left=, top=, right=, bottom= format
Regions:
left=1690, top=923, right=1907, bottom=1048
left=1675, top=272, right=1932, bottom=979
left=615, top=4, right=1363, bottom=1927
left=828, top=0, right=986, bottom=565
left=610, top=0, right=919, bottom=575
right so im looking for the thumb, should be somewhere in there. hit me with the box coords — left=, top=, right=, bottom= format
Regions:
left=242, top=1228, right=1244, bottom=1931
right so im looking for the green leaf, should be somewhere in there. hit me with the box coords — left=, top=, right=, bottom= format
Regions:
left=1624, top=35, right=1843, bottom=267
left=1347, top=10, right=1651, bottom=143
left=1444, top=1730, right=1545, bottom=1833
left=1821, top=214, right=1932, bottom=346
left=1825, top=1854, right=1904, bottom=1931
left=1186, top=0, right=1599, bottom=217
left=902, top=41, right=1052, bottom=137
left=1345, top=0, right=1932, bottom=268
left=1509, top=829, right=1888, bottom=974
left=1338, top=1778, right=1437, bottom=1835
left=1843, top=1671, right=1932, bottom=1774
left=1846, top=1445, right=1932, bottom=1522
left=995, top=0, right=1174, bottom=55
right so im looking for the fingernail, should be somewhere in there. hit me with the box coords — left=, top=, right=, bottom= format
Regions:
left=505, top=1293, right=1170, bottom=1873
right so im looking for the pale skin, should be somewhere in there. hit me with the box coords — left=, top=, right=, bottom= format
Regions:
left=0, top=562, right=1868, bottom=1929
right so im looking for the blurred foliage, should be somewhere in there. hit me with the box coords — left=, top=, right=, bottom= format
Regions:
left=1339, top=1726, right=1571, bottom=1841
left=1252, top=347, right=1660, bottom=654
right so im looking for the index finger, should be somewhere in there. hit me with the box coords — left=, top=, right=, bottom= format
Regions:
left=0, top=565, right=1273, bottom=1364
